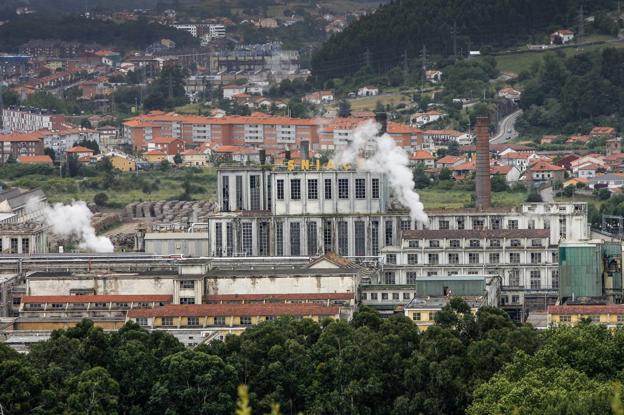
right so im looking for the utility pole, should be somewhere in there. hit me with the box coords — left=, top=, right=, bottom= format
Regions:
left=420, top=44, right=427, bottom=91
left=578, top=5, right=585, bottom=45
left=451, top=21, right=458, bottom=59
left=364, top=48, right=372, bottom=68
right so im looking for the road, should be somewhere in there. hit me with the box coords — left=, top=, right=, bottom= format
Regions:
left=490, top=110, right=522, bottom=143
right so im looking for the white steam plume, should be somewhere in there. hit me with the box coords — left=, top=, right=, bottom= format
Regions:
left=45, top=201, right=114, bottom=253
left=334, top=120, right=428, bottom=223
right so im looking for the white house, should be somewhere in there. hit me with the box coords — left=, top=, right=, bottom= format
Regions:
left=550, top=29, right=575, bottom=45
left=498, top=87, right=521, bottom=102
left=303, top=90, right=335, bottom=105
left=425, top=70, right=443, bottom=84
left=576, top=162, right=602, bottom=179
left=357, top=86, right=379, bottom=97
left=410, top=111, right=445, bottom=127
left=223, top=85, right=247, bottom=100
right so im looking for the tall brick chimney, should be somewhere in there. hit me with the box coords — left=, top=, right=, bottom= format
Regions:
left=475, top=116, right=491, bottom=209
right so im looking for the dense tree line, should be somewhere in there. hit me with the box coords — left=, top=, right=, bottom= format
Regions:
left=5, top=299, right=623, bottom=414
left=516, top=47, right=624, bottom=136
left=0, top=15, right=198, bottom=53
left=311, top=0, right=615, bottom=81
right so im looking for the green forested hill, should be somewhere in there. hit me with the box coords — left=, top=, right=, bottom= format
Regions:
left=311, top=0, right=615, bottom=81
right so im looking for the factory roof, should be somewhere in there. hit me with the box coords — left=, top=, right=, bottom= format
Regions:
left=128, top=303, right=340, bottom=318
left=548, top=304, right=624, bottom=315
left=205, top=292, right=355, bottom=302
left=205, top=267, right=360, bottom=277
left=21, top=295, right=173, bottom=304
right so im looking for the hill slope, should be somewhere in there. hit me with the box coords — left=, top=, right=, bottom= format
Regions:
left=311, top=0, right=614, bottom=81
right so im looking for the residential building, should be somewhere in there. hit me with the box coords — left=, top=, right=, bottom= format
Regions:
left=410, top=150, right=435, bottom=168
left=42, top=128, right=100, bottom=160
left=357, top=86, right=379, bottom=97
left=526, top=160, right=565, bottom=186
left=66, top=145, right=95, bottom=159
left=548, top=304, right=624, bottom=328
left=144, top=149, right=167, bottom=164
left=2, top=107, right=65, bottom=132
left=109, top=154, right=136, bottom=172
left=303, top=90, right=334, bottom=105
left=590, top=126, right=616, bottom=138
left=435, top=155, right=465, bottom=169
left=424, top=129, right=472, bottom=146
left=147, top=137, right=185, bottom=156
left=0, top=131, right=45, bottom=164
left=404, top=296, right=482, bottom=331
left=410, top=111, right=445, bottom=127
left=17, top=155, right=53, bottom=166
left=550, top=29, right=575, bottom=45
left=497, top=87, right=521, bottom=102
left=180, top=149, right=208, bottom=166
left=0, top=188, right=47, bottom=223
left=425, top=70, right=443, bottom=84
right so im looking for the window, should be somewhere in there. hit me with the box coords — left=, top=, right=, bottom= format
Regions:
left=307, top=179, right=318, bottom=199
left=508, top=220, right=518, bottom=229
left=385, top=221, right=393, bottom=246
left=407, top=272, right=417, bottom=284
left=10, top=238, right=17, bottom=254
left=12, top=297, right=21, bottom=305
left=400, top=220, right=411, bottom=231
left=307, top=221, right=318, bottom=255
left=429, top=240, right=440, bottom=248
left=408, top=254, right=418, bottom=265
left=386, top=254, right=397, bottom=264
left=180, top=297, right=195, bottom=304
left=259, top=222, right=269, bottom=256
left=530, top=271, right=541, bottom=289
left=530, top=252, right=542, bottom=264
left=215, top=316, right=225, bottom=325
left=235, top=176, right=243, bottom=210
left=215, top=223, right=223, bottom=256
left=277, top=179, right=284, bottom=200
left=136, top=317, right=148, bottom=326
left=509, top=270, right=520, bottom=287
left=226, top=223, right=233, bottom=256
left=468, top=253, right=480, bottom=264
left=354, top=221, right=366, bottom=256
left=439, top=220, right=450, bottom=230
left=412, top=312, right=421, bottom=321
left=510, top=239, right=521, bottom=247
left=382, top=293, right=389, bottom=300
left=355, top=178, right=366, bottom=199
left=551, top=270, right=559, bottom=289
left=450, top=240, right=460, bottom=248
left=116, top=302, right=129, bottom=309
left=490, top=239, right=501, bottom=248
left=338, top=178, right=349, bottom=199
left=403, top=293, right=411, bottom=300
left=559, top=218, right=567, bottom=238
left=187, top=316, right=199, bottom=327
left=531, top=239, right=543, bottom=247
left=492, top=217, right=502, bottom=230
left=324, top=178, right=332, bottom=199
left=552, top=251, right=559, bottom=263
left=250, top=175, right=261, bottom=210
left=428, top=253, right=439, bottom=265
left=290, top=179, right=301, bottom=200
left=408, top=240, right=419, bottom=248
left=489, top=253, right=500, bottom=264
left=338, top=221, right=348, bottom=256
left=559, top=314, right=571, bottom=322
left=21, top=238, right=29, bottom=254
left=290, top=222, right=301, bottom=256
left=472, top=218, right=484, bottom=230
left=361, top=293, right=367, bottom=300
left=162, top=317, right=173, bottom=326
left=392, top=293, right=399, bottom=300
left=427, top=271, right=438, bottom=276
left=457, top=217, right=465, bottom=229
left=276, top=222, right=284, bottom=256
left=242, top=223, right=253, bottom=256
left=323, top=221, right=333, bottom=253
left=372, top=178, right=380, bottom=199
left=240, top=316, right=252, bottom=325
left=588, top=315, right=600, bottom=323
left=384, top=271, right=396, bottom=284
left=51, top=303, right=64, bottom=309
left=370, top=293, right=378, bottom=300
left=448, top=253, right=459, bottom=264
left=469, top=239, right=480, bottom=248
left=265, top=315, right=276, bottom=321
left=222, top=175, right=230, bottom=211
left=509, top=253, right=520, bottom=263
left=617, top=315, right=624, bottom=323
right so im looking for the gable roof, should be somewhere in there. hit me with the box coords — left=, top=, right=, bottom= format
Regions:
left=529, top=160, right=564, bottom=172
left=17, top=155, right=53, bottom=164
left=66, top=145, right=94, bottom=153
left=411, top=150, right=435, bottom=160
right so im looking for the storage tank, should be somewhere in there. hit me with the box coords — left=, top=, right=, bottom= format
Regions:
left=559, top=242, right=604, bottom=300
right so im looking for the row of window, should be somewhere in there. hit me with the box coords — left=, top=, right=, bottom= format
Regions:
left=407, top=238, right=546, bottom=249
left=26, top=301, right=167, bottom=309
left=143, top=315, right=303, bottom=327
left=558, top=314, right=624, bottom=323
left=276, top=178, right=380, bottom=201
left=387, top=252, right=553, bottom=265
left=380, top=270, right=559, bottom=289
left=362, top=292, right=412, bottom=301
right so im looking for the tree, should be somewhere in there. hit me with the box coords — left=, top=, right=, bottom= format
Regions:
left=413, top=166, right=430, bottom=189
left=65, top=367, right=120, bottom=415
left=44, top=147, right=56, bottom=161
left=491, top=175, right=509, bottom=192
left=173, top=153, right=183, bottom=165
left=144, top=64, right=189, bottom=111
left=562, top=185, right=576, bottom=197
left=94, top=192, right=109, bottom=207
left=596, top=188, right=611, bottom=200
left=338, top=99, right=351, bottom=117
left=526, top=191, right=542, bottom=202
left=447, top=141, right=461, bottom=156
left=439, top=167, right=452, bottom=181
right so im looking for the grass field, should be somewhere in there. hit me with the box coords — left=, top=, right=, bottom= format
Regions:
left=8, top=167, right=218, bottom=206
left=348, top=92, right=411, bottom=111
left=494, top=39, right=624, bottom=74
left=417, top=188, right=526, bottom=209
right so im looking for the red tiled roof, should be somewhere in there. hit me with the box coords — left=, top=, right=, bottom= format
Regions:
left=205, top=293, right=355, bottom=301
left=490, top=165, right=512, bottom=174
left=549, top=304, right=624, bottom=315
left=501, top=152, right=530, bottom=159
left=152, top=136, right=180, bottom=144
left=424, top=129, right=464, bottom=137
left=21, top=295, right=172, bottom=304
left=529, top=160, right=565, bottom=172
left=66, top=145, right=94, bottom=153
left=411, top=150, right=434, bottom=160
left=436, top=155, right=464, bottom=164
left=127, top=303, right=340, bottom=318
left=0, top=131, right=45, bottom=142
left=591, top=127, right=615, bottom=135
left=17, top=155, right=53, bottom=164
left=145, top=149, right=166, bottom=156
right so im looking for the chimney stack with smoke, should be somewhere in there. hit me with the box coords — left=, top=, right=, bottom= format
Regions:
left=375, top=112, right=387, bottom=135
left=475, top=116, right=491, bottom=209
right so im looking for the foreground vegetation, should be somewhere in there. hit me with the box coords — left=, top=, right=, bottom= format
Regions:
left=2, top=301, right=624, bottom=414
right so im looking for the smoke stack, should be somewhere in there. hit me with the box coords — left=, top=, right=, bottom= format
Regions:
left=285, top=149, right=291, bottom=161
left=475, top=116, right=491, bottom=209
left=259, top=149, right=266, bottom=165
left=375, top=112, right=387, bottom=135
left=301, top=140, right=309, bottom=160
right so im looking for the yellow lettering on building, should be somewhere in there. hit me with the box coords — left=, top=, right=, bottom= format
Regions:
left=301, top=159, right=310, bottom=171
left=287, top=160, right=296, bottom=171
left=326, top=159, right=336, bottom=170
left=342, top=163, right=352, bottom=171
left=315, top=159, right=321, bottom=170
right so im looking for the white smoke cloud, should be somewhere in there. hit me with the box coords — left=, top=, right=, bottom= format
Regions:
left=45, top=201, right=114, bottom=253
left=334, top=120, right=428, bottom=223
